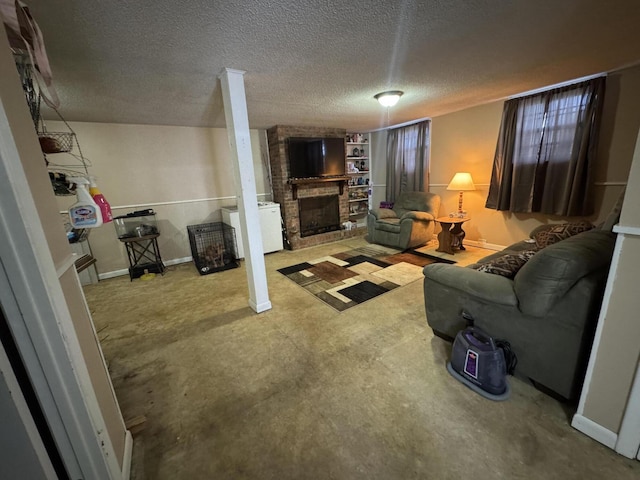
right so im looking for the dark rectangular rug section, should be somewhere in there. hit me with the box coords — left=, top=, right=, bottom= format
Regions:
left=277, top=245, right=438, bottom=312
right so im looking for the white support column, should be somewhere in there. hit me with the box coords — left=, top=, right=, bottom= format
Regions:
left=218, top=68, right=271, bottom=313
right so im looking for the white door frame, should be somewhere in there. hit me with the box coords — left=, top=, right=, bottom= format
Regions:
left=0, top=298, right=57, bottom=479
left=0, top=96, right=119, bottom=477
left=615, top=359, right=640, bottom=459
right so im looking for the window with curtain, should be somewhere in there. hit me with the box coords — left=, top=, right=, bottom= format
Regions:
left=485, top=77, right=606, bottom=215
left=386, top=120, right=431, bottom=203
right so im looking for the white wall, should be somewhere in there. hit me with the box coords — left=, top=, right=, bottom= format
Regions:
left=576, top=129, right=640, bottom=440
left=46, top=121, right=271, bottom=275
left=369, top=129, right=388, bottom=209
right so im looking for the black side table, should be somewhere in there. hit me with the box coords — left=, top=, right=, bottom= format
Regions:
left=120, top=233, right=165, bottom=280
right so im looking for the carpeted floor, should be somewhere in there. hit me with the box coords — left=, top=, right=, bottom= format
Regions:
left=82, top=236, right=640, bottom=479
left=410, top=240, right=492, bottom=267
left=277, top=244, right=438, bottom=311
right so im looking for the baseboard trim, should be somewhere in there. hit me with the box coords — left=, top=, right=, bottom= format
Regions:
left=571, top=413, right=618, bottom=449
left=97, top=256, right=193, bottom=280
left=165, top=256, right=192, bottom=267
left=463, top=239, right=505, bottom=251
left=122, top=430, right=133, bottom=480
left=98, top=268, right=129, bottom=280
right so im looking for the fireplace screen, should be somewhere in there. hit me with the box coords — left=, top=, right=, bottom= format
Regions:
left=299, top=195, right=340, bottom=237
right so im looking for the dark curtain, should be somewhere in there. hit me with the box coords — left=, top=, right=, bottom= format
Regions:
left=486, top=77, right=606, bottom=215
left=386, top=120, right=430, bottom=203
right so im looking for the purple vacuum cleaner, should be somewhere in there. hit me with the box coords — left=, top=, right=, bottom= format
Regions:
left=447, top=326, right=511, bottom=401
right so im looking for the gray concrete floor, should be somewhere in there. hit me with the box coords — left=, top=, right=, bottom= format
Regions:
left=84, top=236, right=640, bottom=479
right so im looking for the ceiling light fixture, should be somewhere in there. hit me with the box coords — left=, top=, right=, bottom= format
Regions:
left=374, top=90, right=404, bottom=107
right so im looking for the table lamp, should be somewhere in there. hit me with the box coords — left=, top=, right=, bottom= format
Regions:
left=446, top=172, right=475, bottom=215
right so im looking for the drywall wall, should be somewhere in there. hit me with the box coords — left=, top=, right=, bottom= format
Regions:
left=429, top=64, right=640, bottom=247
left=58, top=268, right=126, bottom=464
left=47, top=122, right=271, bottom=275
left=369, top=129, right=388, bottom=209
left=580, top=128, right=640, bottom=434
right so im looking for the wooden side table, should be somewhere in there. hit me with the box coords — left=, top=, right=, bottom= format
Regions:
left=435, top=217, right=470, bottom=255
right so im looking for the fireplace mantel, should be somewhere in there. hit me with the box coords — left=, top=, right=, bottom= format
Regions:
left=288, top=176, right=349, bottom=200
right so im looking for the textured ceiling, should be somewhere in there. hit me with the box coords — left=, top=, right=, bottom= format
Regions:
left=19, top=0, right=640, bottom=130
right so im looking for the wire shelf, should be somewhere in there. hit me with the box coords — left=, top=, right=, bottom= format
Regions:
left=39, top=131, right=75, bottom=153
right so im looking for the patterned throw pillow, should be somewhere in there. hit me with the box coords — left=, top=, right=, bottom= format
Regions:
left=472, top=250, right=537, bottom=279
left=533, top=221, right=593, bottom=249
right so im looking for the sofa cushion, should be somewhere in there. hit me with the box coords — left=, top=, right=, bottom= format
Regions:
left=533, top=221, right=594, bottom=249
left=472, top=250, right=537, bottom=279
left=375, top=218, right=401, bottom=233
left=377, top=208, right=397, bottom=219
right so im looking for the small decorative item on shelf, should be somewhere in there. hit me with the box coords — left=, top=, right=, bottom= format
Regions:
left=449, top=211, right=468, bottom=218
left=351, top=147, right=360, bottom=157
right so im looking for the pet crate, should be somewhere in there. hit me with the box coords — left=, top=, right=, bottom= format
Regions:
left=187, top=222, right=239, bottom=275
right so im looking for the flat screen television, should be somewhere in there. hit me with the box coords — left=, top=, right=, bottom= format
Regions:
left=287, top=137, right=345, bottom=179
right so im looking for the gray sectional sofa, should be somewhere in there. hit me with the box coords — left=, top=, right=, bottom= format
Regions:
left=422, top=226, right=616, bottom=400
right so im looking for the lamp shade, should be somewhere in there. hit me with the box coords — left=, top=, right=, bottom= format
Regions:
left=374, top=90, right=403, bottom=107
left=446, top=172, right=475, bottom=191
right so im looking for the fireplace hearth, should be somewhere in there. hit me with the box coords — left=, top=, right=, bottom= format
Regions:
left=299, top=195, right=340, bottom=237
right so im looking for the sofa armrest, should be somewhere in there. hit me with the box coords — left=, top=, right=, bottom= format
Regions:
left=400, top=211, right=435, bottom=222
left=423, top=263, right=518, bottom=307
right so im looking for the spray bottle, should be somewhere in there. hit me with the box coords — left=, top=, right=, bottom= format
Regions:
left=89, top=176, right=113, bottom=223
left=68, top=177, right=103, bottom=228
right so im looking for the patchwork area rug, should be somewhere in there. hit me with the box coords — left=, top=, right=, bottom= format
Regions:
left=277, top=245, right=438, bottom=312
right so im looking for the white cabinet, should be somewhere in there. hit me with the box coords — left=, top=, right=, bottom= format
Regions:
left=221, top=202, right=283, bottom=259
left=346, top=132, right=371, bottom=227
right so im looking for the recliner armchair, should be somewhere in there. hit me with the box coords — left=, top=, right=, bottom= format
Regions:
left=367, top=191, right=440, bottom=249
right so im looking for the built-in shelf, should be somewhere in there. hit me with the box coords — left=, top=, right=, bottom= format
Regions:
left=346, top=133, right=370, bottom=222
left=288, top=176, right=349, bottom=200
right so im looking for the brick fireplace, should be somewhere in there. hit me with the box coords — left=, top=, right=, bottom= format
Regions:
left=267, top=125, right=360, bottom=249
left=299, top=194, right=340, bottom=237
